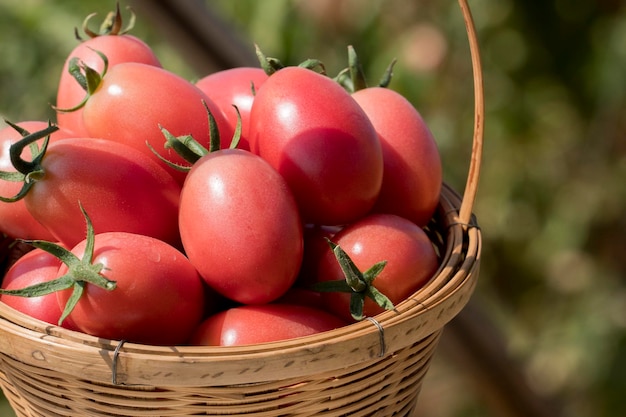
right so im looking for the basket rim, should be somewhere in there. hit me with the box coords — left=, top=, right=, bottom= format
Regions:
left=0, top=185, right=480, bottom=386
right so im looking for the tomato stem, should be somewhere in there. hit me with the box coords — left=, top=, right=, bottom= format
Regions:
left=0, top=121, right=58, bottom=203
left=255, top=44, right=285, bottom=76
left=77, top=2, right=136, bottom=40
left=312, top=239, right=394, bottom=321
left=0, top=204, right=117, bottom=326
left=378, top=58, right=397, bottom=88
left=348, top=45, right=368, bottom=92
left=150, top=101, right=242, bottom=170
left=53, top=49, right=109, bottom=113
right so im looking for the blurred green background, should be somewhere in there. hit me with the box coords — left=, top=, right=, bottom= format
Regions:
left=0, top=0, right=625, bottom=416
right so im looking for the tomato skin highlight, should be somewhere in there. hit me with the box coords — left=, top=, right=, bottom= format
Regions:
left=56, top=34, right=162, bottom=137
left=81, top=62, right=232, bottom=185
left=56, top=232, right=206, bottom=345
left=248, top=66, right=384, bottom=225
left=315, top=213, right=439, bottom=323
left=352, top=87, right=442, bottom=227
left=24, top=138, right=181, bottom=249
left=190, top=304, right=347, bottom=346
left=0, top=121, right=74, bottom=240
left=195, top=67, right=269, bottom=150
left=179, top=149, right=303, bottom=305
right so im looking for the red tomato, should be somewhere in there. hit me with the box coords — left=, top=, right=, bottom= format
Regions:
left=296, top=224, right=340, bottom=288
left=56, top=25, right=161, bottom=136
left=0, top=247, right=78, bottom=328
left=81, top=62, right=233, bottom=184
left=315, top=213, right=439, bottom=322
left=248, top=66, right=384, bottom=225
left=352, top=87, right=442, bottom=227
left=179, top=149, right=303, bottom=305
left=0, top=121, right=73, bottom=239
left=22, top=137, right=181, bottom=249
left=190, top=304, right=347, bottom=346
left=275, top=287, right=325, bottom=310
left=195, top=67, right=268, bottom=150
left=56, top=232, right=206, bottom=345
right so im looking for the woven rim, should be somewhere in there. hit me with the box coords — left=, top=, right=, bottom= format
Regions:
left=0, top=0, right=484, bottom=389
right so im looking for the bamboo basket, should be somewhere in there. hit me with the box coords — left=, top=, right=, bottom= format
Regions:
left=0, top=0, right=484, bottom=415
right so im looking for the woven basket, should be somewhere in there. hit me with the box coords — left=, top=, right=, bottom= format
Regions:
left=0, top=0, right=484, bottom=415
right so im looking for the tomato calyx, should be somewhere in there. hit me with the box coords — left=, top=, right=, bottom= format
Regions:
left=312, top=239, right=394, bottom=321
left=53, top=49, right=109, bottom=113
left=76, top=2, right=136, bottom=40
left=149, top=101, right=242, bottom=172
left=334, top=45, right=397, bottom=93
left=0, top=121, right=58, bottom=203
left=255, top=44, right=327, bottom=76
left=0, top=204, right=116, bottom=326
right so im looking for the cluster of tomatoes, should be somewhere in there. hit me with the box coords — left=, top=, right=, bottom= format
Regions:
left=0, top=5, right=442, bottom=347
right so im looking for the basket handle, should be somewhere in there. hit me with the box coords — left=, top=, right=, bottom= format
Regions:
left=457, top=0, right=484, bottom=226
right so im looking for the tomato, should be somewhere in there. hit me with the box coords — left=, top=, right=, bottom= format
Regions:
left=81, top=62, right=233, bottom=185
left=55, top=11, right=161, bottom=137
left=195, top=67, right=268, bottom=150
left=0, top=247, right=78, bottom=328
left=20, top=137, right=181, bottom=249
left=296, top=224, right=340, bottom=288
left=352, top=87, right=442, bottom=227
left=275, top=287, right=325, bottom=310
left=190, top=304, right=347, bottom=346
left=315, top=213, right=439, bottom=322
left=0, top=121, right=73, bottom=240
left=248, top=66, right=384, bottom=225
left=179, top=149, right=303, bottom=305
left=56, top=232, right=206, bottom=345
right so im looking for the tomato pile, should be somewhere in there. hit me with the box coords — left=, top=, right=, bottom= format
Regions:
left=0, top=5, right=442, bottom=347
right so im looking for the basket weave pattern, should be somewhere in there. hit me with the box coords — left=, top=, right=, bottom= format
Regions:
left=0, top=0, right=483, bottom=414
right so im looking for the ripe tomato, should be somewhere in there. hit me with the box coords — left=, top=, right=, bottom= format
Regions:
left=56, top=232, right=206, bottom=345
left=195, top=67, right=268, bottom=150
left=0, top=247, right=78, bottom=328
left=296, top=224, right=340, bottom=288
left=248, top=66, right=384, bottom=225
left=0, top=121, right=73, bottom=240
left=81, top=62, right=232, bottom=184
left=55, top=13, right=161, bottom=137
left=190, top=304, right=347, bottom=346
left=21, top=137, right=181, bottom=249
left=179, top=149, right=303, bottom=305
left=352, top=87, right=442, bottom=227
left=315, top=213, right=439, bottom=322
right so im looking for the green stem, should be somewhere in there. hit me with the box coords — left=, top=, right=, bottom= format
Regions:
left=0, top=122, right=58, bottom=203
left=0, top=204, right=116, bottom=326
left=312, top=239, right=394, bottom=321
left=348, top=45, right=368, bottom=92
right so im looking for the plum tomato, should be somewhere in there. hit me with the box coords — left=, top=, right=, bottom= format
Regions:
left=55, top=7, right=162, bottom=137
left=0, top=121, right=73, bottom=240
left=315, top=213, right=439, bottom=322
left=195, top=67, right=269, bottom=150
left=190, top=304, right=347, bottom=346
left=179, top=149, right=303, bottom=305
left=352, top=87, right=442, bottom=227
left=19, top=136, right=181, bottom=249
left=81, top=62, right=233, bottom=185
left=56, top=232, right=207, bottom=345
left=248, top=66, right=384, bottom=225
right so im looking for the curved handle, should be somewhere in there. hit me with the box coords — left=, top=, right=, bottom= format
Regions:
left=457, top=0, right=485, bottom=225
